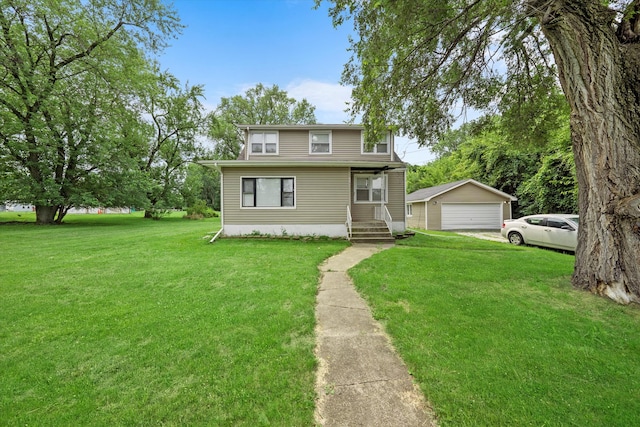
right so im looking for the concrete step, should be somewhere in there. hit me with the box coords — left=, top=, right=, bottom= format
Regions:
left=349, top=220, right=394, bottom=243
left=350, top=235, right=396, bottom=244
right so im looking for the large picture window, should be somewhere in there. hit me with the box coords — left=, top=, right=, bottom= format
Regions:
left=250, top=131, right=278, bottom=154
left=242, top=177, right=295, bottom=208
left=354, top=175, right=387, bottom=203
left=362, top=131, right=389, bottom=154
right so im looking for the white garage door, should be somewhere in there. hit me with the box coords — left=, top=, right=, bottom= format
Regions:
left=441, top=203, right=502, bottom=230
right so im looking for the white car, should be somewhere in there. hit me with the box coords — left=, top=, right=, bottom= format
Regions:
left=501, top=214, right=579, bottom=252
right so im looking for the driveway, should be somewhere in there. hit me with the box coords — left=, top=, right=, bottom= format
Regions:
left=456, top=231, right=505, bottom=242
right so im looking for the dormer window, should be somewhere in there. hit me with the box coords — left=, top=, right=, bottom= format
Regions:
left=362, top=131, right=389, bottom=154
left=250, top=131, right=278, bottom=155
left=309, top=130, right=332, bottom=154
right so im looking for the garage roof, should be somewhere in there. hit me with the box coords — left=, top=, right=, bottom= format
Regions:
left=407, top=179, right=517, bottom=202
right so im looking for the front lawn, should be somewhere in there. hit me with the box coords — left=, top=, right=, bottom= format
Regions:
left=5, top=214, right=638, bottom=425
left=0, top=212, right=348, bottom=425
left=350, top=232, right=640, bottom=426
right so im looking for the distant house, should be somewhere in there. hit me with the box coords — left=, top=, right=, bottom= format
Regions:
left=406, top=179, right=517, bottom=230
left=200, top=124, right=407, bottom=241
left=1, top=203, right=34, bottom=212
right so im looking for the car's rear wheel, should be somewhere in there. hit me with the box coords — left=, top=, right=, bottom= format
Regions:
left=508, top=232, right=524, bottom=246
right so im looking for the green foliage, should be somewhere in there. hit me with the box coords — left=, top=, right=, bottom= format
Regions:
left=518, top=140, right=578, bottom=215
left=181, top=163, right=220, bottom=210
left=323, top=0, right=558, bottom=145
left=137, top=69, right=207, bottom=216
left=184, top=199, right=218, bottom=219
left=406, top=156, right=470, bottom=193
left=0, top=0, right=186, bottom=224
left=207, top=83, right=317, bottom=160
left=407, top=112, right=577, bottom=215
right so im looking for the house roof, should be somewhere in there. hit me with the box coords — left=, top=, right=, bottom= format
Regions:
left=406, top=179, right=517, bottom=202
left=235, top=146, right=403, bottom=163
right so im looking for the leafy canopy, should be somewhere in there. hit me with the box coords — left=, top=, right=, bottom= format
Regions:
left=321, top=0, right=568, bottom=144
left=207, top=83, right=317, bottom=160
left=0, top=0, right=183, bottom=222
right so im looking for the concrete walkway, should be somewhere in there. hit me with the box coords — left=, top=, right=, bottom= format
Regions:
left=314, top=244, right=438, bottom=426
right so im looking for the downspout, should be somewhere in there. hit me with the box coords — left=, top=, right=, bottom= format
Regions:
left=245, top=126, right=250, bottom=160
left=209, top=228, right=223, bottom=243
left=210, top=161, right=224, bottom=242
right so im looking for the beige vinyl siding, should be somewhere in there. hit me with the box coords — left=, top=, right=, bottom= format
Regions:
left=248, top=129, right=394, bottom=162
left=407, top=202, right=426, bottom=228
left=222, top=167, right=350, bottom=225
left=277, top=130, right=309, bottom=158
left=386, top=170, right=405, bottom=220
left=426, top=202, right=441, bottom=230
left=502, top=203, right=510, bottom=222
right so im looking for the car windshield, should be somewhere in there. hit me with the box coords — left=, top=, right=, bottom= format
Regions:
left=566, top=216, right=579, bottom=225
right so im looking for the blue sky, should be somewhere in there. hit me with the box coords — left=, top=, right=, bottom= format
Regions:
left=157, top=0, right=435, bottom=164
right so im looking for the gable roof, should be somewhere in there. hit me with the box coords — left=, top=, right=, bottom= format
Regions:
left=407, top=179, right=517, bottom=202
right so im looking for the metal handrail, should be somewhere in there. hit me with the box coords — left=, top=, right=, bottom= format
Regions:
left=382, top=205, right=393, bottom=236
left=346, top=205, right=352, bottom=239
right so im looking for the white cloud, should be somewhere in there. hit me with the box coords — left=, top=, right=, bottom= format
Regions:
left=286, top=79, right=353, bottom=124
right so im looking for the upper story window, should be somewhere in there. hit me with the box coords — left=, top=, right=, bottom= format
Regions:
left=362, top=131, right=389, bottom=154
left=309, top=130, right=332, bottom=154
left=250, top=131, right=278, bottom=155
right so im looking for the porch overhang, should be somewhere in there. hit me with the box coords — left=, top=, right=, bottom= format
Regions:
left=198, top=160, right=406, bottom=170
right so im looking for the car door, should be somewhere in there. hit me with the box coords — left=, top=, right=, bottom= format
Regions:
left=543, top=218, right=578, bottom=250
left=522, top=217, right=547, bottom=245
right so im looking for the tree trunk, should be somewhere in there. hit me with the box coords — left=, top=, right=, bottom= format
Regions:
left=532, top=0, right=640, bottom=304
left=35, top=205, right=58, bottom=225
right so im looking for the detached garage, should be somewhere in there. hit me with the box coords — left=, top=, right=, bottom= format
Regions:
left=406, top=179, right=517, bottom=230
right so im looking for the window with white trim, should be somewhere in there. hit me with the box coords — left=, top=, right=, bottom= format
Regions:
left=242, top=177, right=295, bottom=208
left=250, top=131, right=278, bottom=154
left=362, top=131, right=389, bottom=154
left=309, top=130, right=332, bottom=154
left=407, top=203, right=413, bottom=217
left=354, top=175, right=387, bottom=203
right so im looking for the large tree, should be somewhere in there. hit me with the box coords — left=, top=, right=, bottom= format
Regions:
left=207, top=83, right=317, bottom=160
left=137, top=69, right=206, bottom=218
left=323, top=0, right=640, bottom=304
left=0, top=0, right=180, bottom=224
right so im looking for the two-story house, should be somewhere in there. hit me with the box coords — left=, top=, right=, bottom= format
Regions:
left=199, top=124, right=407, bottom=241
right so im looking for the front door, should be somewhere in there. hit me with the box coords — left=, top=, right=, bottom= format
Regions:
left=351, top=172, right=388, bottom=222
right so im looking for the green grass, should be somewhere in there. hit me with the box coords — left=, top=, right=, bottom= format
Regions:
left=5, top=215, right=639, bottom=425
left=0, top=212, right=348, bottom=425
left=350, top=232, right=640, bottom=426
